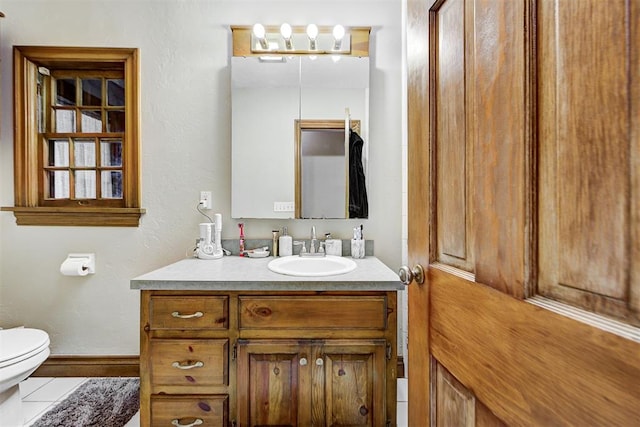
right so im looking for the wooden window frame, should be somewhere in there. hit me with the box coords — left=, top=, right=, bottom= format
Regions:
left=3, top=46, right=144, bottom=226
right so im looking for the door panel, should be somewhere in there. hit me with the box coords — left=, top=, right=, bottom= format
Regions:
left=538, top=0, right=640, bottom=324
left=470, top=0, right=527, bottom=297
left=237, top=341, right=306, bottom=427
left=435, top=0, right=473, bottom=271
left=319, top=341, right=386, bottom=427
left=434, top=361, right=474, bottom=427
left=407, top=0, right=640, bottom=425
left=430, top=268, right=640, bottom=425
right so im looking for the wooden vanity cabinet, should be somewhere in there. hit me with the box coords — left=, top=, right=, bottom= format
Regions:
left=139, top=290, right=397, bottom=427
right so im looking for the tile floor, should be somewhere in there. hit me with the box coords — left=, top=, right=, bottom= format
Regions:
left=20, top=377, right=408, bottom=426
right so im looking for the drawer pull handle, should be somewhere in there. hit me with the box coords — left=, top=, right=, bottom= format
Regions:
left=299, top=357, right=308, bottom=366
left=315, top=357, right=324, bottom=366
left=171, top=419, right=203, bottom=427
left=171, top=311, right=204, bottom=319
left=172, top=361, right=204, bottom=370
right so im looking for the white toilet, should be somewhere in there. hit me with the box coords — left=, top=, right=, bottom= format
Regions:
left=0, top=328, right=50, bottom=427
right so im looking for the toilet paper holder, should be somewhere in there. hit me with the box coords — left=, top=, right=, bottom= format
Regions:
left=63, top=253, right=96, bottom=274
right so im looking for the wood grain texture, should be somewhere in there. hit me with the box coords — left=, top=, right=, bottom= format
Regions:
left=238, top=296, right=387, bottom=330
left=631, top=1, right=640, bottom=315
left=7, top=46, right=143, bottom=226
left=141, top=290, right=396, bottom=425
left=231, top=26, right=371, bottom=57
left=151, top=395, right=228, bottom=427
left=435, top=362, right=474, bottom=427
left=149, top=295, right=228, bottom=330
left=471, top=0, right=526, bottom=297
left=321, top=341, right=386, bottom=426
left=429, top=267, right=640, bottom=426
left=32, top=355, right=139, bottom=378
left=407, top=0, right=435, bottom=425
left=537, top=0, right=639, bottom=324
left=435, top=0, right=472, bottom=270
left=149, top=339, right=228, bottom=390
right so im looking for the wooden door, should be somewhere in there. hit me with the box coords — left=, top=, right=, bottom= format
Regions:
left=237, top=340, right=308, bottom=426
left=319, top=340, right=386, bottom=427
left=407, top=0, right=640, bottom=425
left=237, top=339, right=387, bottom=427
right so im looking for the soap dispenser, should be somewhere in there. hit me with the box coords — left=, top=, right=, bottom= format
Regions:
left=324, top=232, right=342, bottom=256
left=279, top=226, right=293, bottom=256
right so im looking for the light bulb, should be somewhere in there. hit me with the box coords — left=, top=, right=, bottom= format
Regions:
left=252, top=23, right=266, bottom=39
left=280, top=23, right=292, bottom=39
left=306, top=24, right=319, bottom=40
left=332, top=25, right=345, bottom=41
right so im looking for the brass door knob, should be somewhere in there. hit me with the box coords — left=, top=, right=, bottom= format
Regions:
left=398, top=264, right=425, bottom=285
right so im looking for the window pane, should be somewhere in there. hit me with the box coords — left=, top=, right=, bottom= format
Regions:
left=74, top=139, right=96, bottom=167
left=81, top=110, right=102, bottom=132
left=107, top=79, right=124, bottom=106
left=55, top=109, right=76, bottom=133
left=101, top=140, right=123, bottom=167
left=74, top=170, right=96, bottom=199
left=47, top=139, right=69, bottom=167
left=47, top=170, right=70, bottom=199
left=81, top=79, right=102, bottom=106
left=101, top=170, right=123, bottom=199
left=107, top=110, right=125, bottom=132
left=56, top=79, right=76, bottom=106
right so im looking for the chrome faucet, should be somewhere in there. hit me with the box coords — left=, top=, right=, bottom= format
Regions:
left=310, top=226, right=318, bottom=254
left=298, top=226, right=324, bottom=257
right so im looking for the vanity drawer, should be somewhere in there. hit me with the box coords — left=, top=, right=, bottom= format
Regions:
left=149, top=296, right=228, bottom=330
left=151, top=395, right=228, bottom=426
left=150, top=339, right=228, bottom=389
left=239, top=296, right=387, bottom=330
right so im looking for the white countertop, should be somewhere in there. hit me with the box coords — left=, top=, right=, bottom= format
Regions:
left=130, top=256, right=404, bottom=291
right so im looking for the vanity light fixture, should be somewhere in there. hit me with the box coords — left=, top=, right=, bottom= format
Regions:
left=306, top=24, right=319, bottom=50
left=235, top=24, right=369, bottom=56
left=252, top=23, right=269, bottom=50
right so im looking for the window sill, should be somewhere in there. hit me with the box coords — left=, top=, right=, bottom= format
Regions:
left=1, top=206, right=146, bottom=227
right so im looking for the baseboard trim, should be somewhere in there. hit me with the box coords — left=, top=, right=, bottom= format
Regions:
left=32, top=355, right=139, bottom=378
left=33, top=355, right=403, bottom=379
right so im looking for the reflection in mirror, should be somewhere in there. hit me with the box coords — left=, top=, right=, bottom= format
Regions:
left=295, top=120, right=367, bottom=219
left=231, top=56, right=369, bottom=219
left=231, top=57, right=299, bottom=219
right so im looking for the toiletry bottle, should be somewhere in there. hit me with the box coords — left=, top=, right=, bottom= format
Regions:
left=279, top=226, right=293, bottom=256
left=351, top=225, right=365, bottom=259
left=324, top=232, right=343, bottom=256
left=238, top=223, right=245, bottom=256
left=272, top=230, right=279, bottom=257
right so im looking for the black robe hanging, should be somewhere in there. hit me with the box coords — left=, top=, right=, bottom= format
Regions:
left=349, top=129, right=368, bottom=218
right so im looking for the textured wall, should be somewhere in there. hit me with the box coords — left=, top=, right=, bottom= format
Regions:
left=0, top=0, right=402, bottom=355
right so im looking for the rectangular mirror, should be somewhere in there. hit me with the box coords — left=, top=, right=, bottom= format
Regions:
left=231, top=55, right=369, bottom=219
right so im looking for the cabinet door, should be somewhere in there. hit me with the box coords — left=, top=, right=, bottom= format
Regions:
left=237, top=340, right=311, bottom=427
left=237, top=339, right=387, bottom=427
left=314, top=340, right=386, bottom=427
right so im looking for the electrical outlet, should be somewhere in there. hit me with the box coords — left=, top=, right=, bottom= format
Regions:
left=273, top=201, right=295, bottom=212
left=200, top=191, right=212, bottom=209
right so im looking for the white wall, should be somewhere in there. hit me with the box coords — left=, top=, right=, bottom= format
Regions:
left=0, top=0, right=403, bottom=355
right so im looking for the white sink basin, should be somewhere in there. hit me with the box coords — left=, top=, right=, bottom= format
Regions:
left=268, top=255, right=357, bottom=277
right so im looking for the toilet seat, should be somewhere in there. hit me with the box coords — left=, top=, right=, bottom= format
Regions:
left=0, top=328, right=50, bottom=368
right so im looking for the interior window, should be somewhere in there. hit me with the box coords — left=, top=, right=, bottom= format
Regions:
left=3, top=46, right=144, bottom=226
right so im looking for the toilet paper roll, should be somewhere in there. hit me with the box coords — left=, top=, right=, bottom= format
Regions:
left=60, top=258, right=89, bottom=276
